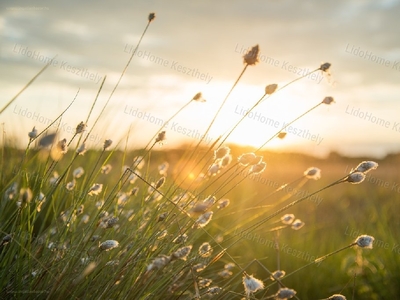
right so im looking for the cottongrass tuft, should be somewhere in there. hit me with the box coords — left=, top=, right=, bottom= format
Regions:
left=73, top=167, right=84, bottom=178
left=198, top=242, right=213, bottom=257
left=355, top=235, right=374, bottom=249
left=345, top=172, right=366, bottom=184
left=304, top=167, right=321, bottom=180
left=88, top=183, right=103, bottom=195
left=173, top=233, right=188, bottom=244
left=193, top=211, right=213, bottom=228
left=148, top=12, right=156, bottom=22
left=221, top=154, right=232, bottom=167
left=270, top=270, right=286, bottom=281
left=214, top=146, right=230, bottom=159
left=198, top=278, right=212, bottom=288
left=218, top=269, right=232, bottom=278
left=147, top=255, right=171, bottom=272
left=275, top=287, right=297, bottom=299
left=99, top=240, right=119, bottom=251
left=75, top=121, right=86, bottom=134
left=192, top=92, right=206, bottom=102
left=322, top=96, right=335, bottom=105
left=155, top=131, right=166, bottom=144
left=249, top=162, right=266, bottom=174
left=171, top=245, right=192, bottom=261
left=158, top=162, right=169, bottom=175
left=281, top=214, right=295, bottom=225
left=206, top=286, right=221, bottom=295
left=353, top=161, right=379, bottom=174
left=238, top=152, right=257, bottom=166
left=77, top=142, right=87, bottom=155
left=320, top=62, right=331, bottom=72
left=1, top=234, right=12, bottom=246
left=291, top=219, right=305, bottom=230
left=103, top=139, right=113, bottom=150
left=242, top=273, right=264, bottom=297
left=217, top=198, right=230, bottom=209
left=243, top=44, right=260, bottom=66
left=28, top=126, right=38, bottom=139
left=101, top=164, right=112, bottom=174
left=155, top=176, right=166, bottom=189
left=328, top=294, right=347, bottom=300
left=265, top=83, right=278, bottom=95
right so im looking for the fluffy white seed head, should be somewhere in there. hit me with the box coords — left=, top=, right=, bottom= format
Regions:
left=103, top=139, right=112, bottom=150
left=99, top=240, right=119, bottom=251
left=155, top=131, right=166, bottom=144
left=88, top=183, right=103, bottom=196
left=28, top=127, right=38, bottom=139
left=214, top=146, right=230, bottom=159
left=346, top=172, right=366, bottom=184
left=217, top=199, right=230, bottom=209
left=353, top=161, right=378, bottom=174
left=242, top=273, right=264, bottom=297
left=198, top=242, right=213, bottom=257
left=238, top=153, right=256, bottom=166
left=270, top=270, right=286, bottom=281
left=73, top=167, right=84, bottom=178
left=328, top=294, right=347, bottom=300
left=281, top=214, right=295, bottom=225
left=75, top=121, right=86, bottom=134
left=304, top=167, right=321, bottom=180
left=275, top=287, right=297, bottom=299
left=171, top=245, right=192, bottom=261
left=147, top=255, right=171, bottom=272
left=249, top=162, right=266, bottom=174
left=76, top=142, right=87, bottom=155
left=291, top=219, right=305, bottom=230
left=355, top=235, right=374, bottom=249
left=193, top=211, right=213, bottom=228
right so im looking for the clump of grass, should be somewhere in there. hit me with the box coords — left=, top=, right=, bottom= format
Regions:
left=0, top=11, right=393, bottom=300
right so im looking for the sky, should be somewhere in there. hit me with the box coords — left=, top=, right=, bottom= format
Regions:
left=1, top=0, right=399, bottom=158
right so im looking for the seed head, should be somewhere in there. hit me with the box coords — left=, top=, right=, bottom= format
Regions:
left=346, top=172, right=366, bottom=184
left=75, top=121, right=86, bottom=134
left=99, top=240, right=119, bottom=251
left=147, top=255, right=171, bottom=272
left=103, top=139, right=112, bottom=150
left=158, top=162, right=169, bottom=175
left=192, top=92, right=206, bottom=102
left=320, top=62, right=331, bottom=72
left=208, top=162, right=221, bottom=176
left=270, top=270, right=286, bottom=281
left=73, top=167, right=85, bottom=178
left=281, top=214, right=295, bottom=225
left=2, top=234, right=12, bottom=246
left=193, top=211, right=213, bottom=228
left=66, top=180, right=75, bottom=191
left=77, top=142, right=87, bottom=155
left=148, top=12, right=156, bottom=22
left=291, top=219, right=305, bottom=230
left=88, top=183, right=103, bottom=196
left=198, top=242, right=213, bottom=257
left=221, top=154, right=232, bottom=167
left=304, top=167, right=321, bottom=180
left=218, top=269, right=232, bottom=278
left=28, top=126, right=38, bottom=139
left=249, top=162, right=266, bottom=174
left=155, top=176, right=166, bottom=189
left=173, top=233, right=188, bottom=244
left=243, top=44, right=260, bottom=66
left=355, top=235, right=374, bottom=249
left=214, top=146, right=230, bottom=159
left=101, top=164, right=112, bottom=174
left=242, top=273, right=264, bottom=297
left=198, top=278, right=212, bottom=288
left=328, top=294, right=347, bottom=300
left=322, top=96, right=335, bottom=105
left=224, top=262, right=235, bottom=270
left=58, top=138, right=68, bottom=154
left=207, top=286, right=221, bottom=295
left=20, top=188, right=33, bottom=204
left=353, top=161, right=378, bottom=174
left=155, top=131, right=166, bottom=144
left=171, top=245, right=192, bottom=261
left=217, top=198, right=230, bottom=209
left=275, top=287, right=297, bottom=299
left=265, top=84, right=278, bottom=95
left=105, top=217, right=119, bottom=228
left=193, top=263, right=207, bottom=272
left=277, top=132, right=287, bottom=139
left=238, top=152, right=256, bottom=166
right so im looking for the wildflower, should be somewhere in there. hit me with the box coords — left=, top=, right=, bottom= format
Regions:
left=304, top=167, right=321, bottom=180
left=66, top=180, right=75, bottom=191
left=207, top=286, right=221, bottom=295
left=238, top=152, right=256, bottom=166
left=249, top=162, right=266, bottom=174
left=198, top=278, right=212, bottom=288
left=147, top=255, right=171, bottom=272
left=281, top=214, right=295, bottom=225
left=75, top=121, right=86, bottom=134
left=322, top=96, right=335, bottom=105
left=77, top=142, right=87, bottom=155
left=155, top=131, right=166, bottom=144
left=155, top=176, right=166, bottom=189
left=99, top=240, right=119, bottom=251
left=171, top=245, right=192, bottom=261
left=353, top=161, right=378, bottom=174
left=243, top=44, right=260, bottom=66
left=192, top=92, right=206, bottom=102
left=199, top=242, right=213, bottom=257
left=355, top=235, right=374, bottom=249
left=88, top=183, right=103, bottom=196
left=173, top=234, right=188, bottom=244
left=345, top=172, right=366, bottom=184
left=270, top=270, right=286, bottom=281
left=221, top=154, right=232, bottom=167
left=103, top=139, right=112, bottom=150
left=242, top=273, right=264, bottom=297
left=320, top=62, right=331, bottom=72
left=214, top=146, right=230, bottom=159
left=148, top=12, right=156, bottom=22
left=291, top=219, right=305, bottom=230
left=101, top=164, right=112, bottom=174
left=277, top=132, right=287, bottom=139
left=328, top=295, right=347, bottom=300
left=73, top=167, right=85, bottom=178
left=265, top=83, right=278, bottom=95
left=275, top=287, right=297, bottom=299
left=217, top=198, right=230, bottom=209
left=158, top=162, right=169, bottom=175
left=218, top=269, right=232, bottom=278
left=193, top=211, right=213, bottom=228
left=28, top=126, right=38, bottom=139
left=193, top=263, right=207, bottom=272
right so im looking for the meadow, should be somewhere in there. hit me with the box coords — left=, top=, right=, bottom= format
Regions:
left=1, top=12, right=399, bottom=300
